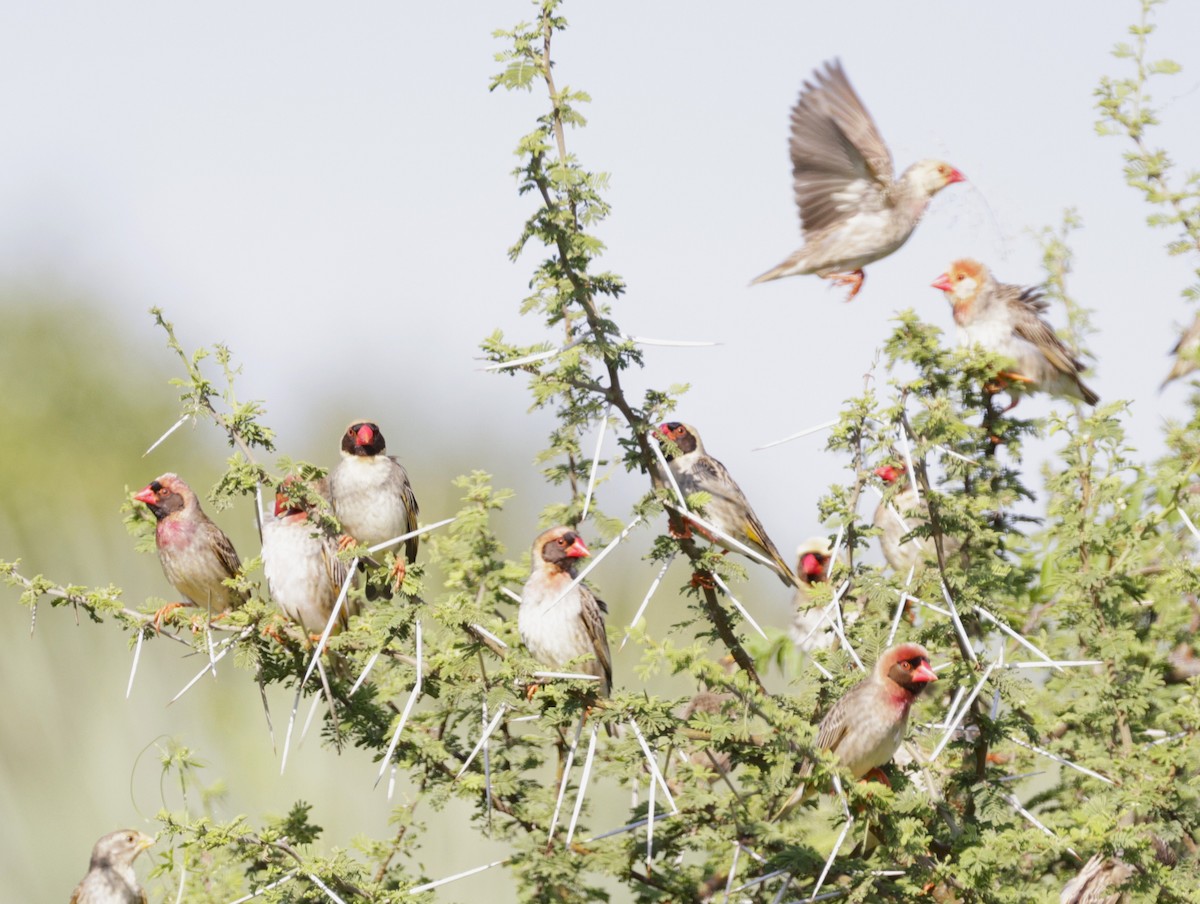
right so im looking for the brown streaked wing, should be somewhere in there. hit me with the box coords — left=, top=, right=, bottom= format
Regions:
left=1006, top=285, right=1084, bottom=376
left=580, top=587, right=612, bottom=696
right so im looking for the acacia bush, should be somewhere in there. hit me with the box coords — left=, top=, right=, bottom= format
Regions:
left=5, top=1, right=1200, bottom=901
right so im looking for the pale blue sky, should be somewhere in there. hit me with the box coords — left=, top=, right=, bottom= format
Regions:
left=3, top=1, right=1199, bottom=898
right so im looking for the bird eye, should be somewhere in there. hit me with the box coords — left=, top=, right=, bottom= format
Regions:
left=557, top=538, right=566, bottom=546
left=901, top=660, right=912, bottom=670
left=158, top=487, right=169, bottom=497
left=126, top=833, right=135, bottom=842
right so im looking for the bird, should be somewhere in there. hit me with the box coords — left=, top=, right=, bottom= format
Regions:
left=69, top=829, right=154, bottom=904
left=1161, top=312, right=1200, bottom=389
left=790, top=537, right=855, bottom=652
left=518, top=526, right=612, bottom=698
left=132, top=473, right=245, bottom=628
left=1059, top=854, right=1136, bottom=904
left=752, top=59, right=965, bottom=300
left=655, top=422, right=800, bottom=588
left=328, top=420, right=420, bottom=585
left=775, top=642, right=937, bottom=818
left=262, top=475, right=358, bottom=637
left=872, top=464, right=960, bottom=575
left=933, top=259, right=1099, bottom=408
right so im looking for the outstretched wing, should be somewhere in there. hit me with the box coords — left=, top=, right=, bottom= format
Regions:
left=789, top=60, right=896, bottom=236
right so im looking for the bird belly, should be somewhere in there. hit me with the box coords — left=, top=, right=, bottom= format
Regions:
left=836, top=708, right=907, bottom=778
left=807, top=212, right=913, bottom=274
left=330, top=458, right=411, bottom=547
left=262, top=523, right=342, bottom=633
left=519, top=580, right=596, bottom=676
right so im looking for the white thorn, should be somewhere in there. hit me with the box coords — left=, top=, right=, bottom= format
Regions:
left=1006, top=736, right=1115, bottom=784
left=499, top=587, right=522, bottom=604
left=1177, top=506, right=1200, bottom=544
left=546, top=514, right=643, bottom=613
left=144, top=413, right=192, bottom=457
left=407, top=858, right=513, bottom=894
left=711, top=574, right=768, bottom=640
left=306, top=874, right=348, bottom=904
left=456, top=703, right=508, bottom=778
left=664, top=504, right=782, bottom=575
left=648, top=431, right=689, bottom=510
left=646, top=761, right=656, bottom=872
left=470, top=623, right=509, bottom=649
left=375, top=620, right=423, bottom=790
left=628, top=718, right=677, bottom=813
left=581, top=407, right=611, bottom=523
left=225, top=870, right=298, bottom=903
left=723, top=841, right=742, bottom=903
left=366, top=516, right=457, bottom=555
left=941, top=582, right=978, bottom=663
left=752, top=419, right=838, bottom=452
left=279, top=683, right=304, bottom=776
left=585, top=810, right=674, bottom=842
left=348, top=650, right=382, bottom=696
left=169, top=628, right=251, bottom=705
left=898, top=425, right=920, bottom=506
left=565, top=722, right=600, bottom=846
left=531, top=671, right=603, bottom=682
left=929, top=663, right=996, bottom=761
left=809, top=816, right=854, bottom=901
left=1004, top=659, right=1102, bottom=669
left=620, top=554, right=675, bottom=651
left=624, top=334, right=719, bottom=348
left=974, top=606, right=1060, bottom=672
left=886, top=567, right=915, bottom=646
left=126, top=629, right=145, bottom=700
left=548, top=717, right=586, bottom=844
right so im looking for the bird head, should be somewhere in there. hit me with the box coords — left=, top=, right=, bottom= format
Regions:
left=273, top=475, right=305, bottom=518
left=908, top=159, right=966, bottom=197
left=654, top=422, right=700, bottom=461
left=874, top=464, right=901, bottom=485
left=90, top=829, right=155, bottom=869
left=533, top=526, right=590, bottom=575
left=932, top=258, right=986, bottom=324
left=877, top=642, right=938, bottom=696
left=342, top=421, right=386, bottom=457
left=795, top=536, right=832, bottom=586
left=132, top=473, right=191, bottom=520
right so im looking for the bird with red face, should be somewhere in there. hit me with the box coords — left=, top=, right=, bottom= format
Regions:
left=872, top=464, right=960, bottom=575
left=519, top=526, right=612, bottom=697
left=328, top=420, right=420, bottom=584
left=790, top=536, right=858, bottom=651
left=262, top=475, right=357, bottom=637
left=132, top=473, right=245, bottom=627
left=752, top=60, right=965, bottom=300
left=655, top=422, right=801, bottom=589
left=933, top=259, right=1099, bottom=408
left=776, top=642, right=938, bottom=817
left=69, top=829, right=155, bottom=904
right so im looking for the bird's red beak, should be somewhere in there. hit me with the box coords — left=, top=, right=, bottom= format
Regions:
left=355, top=424, right=375, bottom=446
left=801, top=553, right=825, bottom=579
left=947, top=167, right=966, bottom=184
left=132, top=485, right=157, bottom=506
left=931, top=274, right=953, bottom=292
left=912, top=661, right=938, bottom=683
left=566, top=537, right=590, bottom=558
left=874, top=465, right=899, bottom=483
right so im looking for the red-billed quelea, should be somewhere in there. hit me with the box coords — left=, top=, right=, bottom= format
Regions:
left=752, top=60, right=965, bottom=300
left=655, top=422, right=800, bottom=589
left=872, top=465, right=960, bottom=575
left=328, top=420, right=420, bottom=583
left=1161, top=312, right=1200, bottom=389
left=70, top=829, right=155, bottom=904
left=790, top=537, right=855, bottom=652
left=933, top=259, right=1099, bottom=407
left=519, top=526, right=612, bottom=697
left=132, top=473, right=245, bottom=626
left=776, top=642, right=937, bottom=817
left=262, top=476, right=357, bottom=637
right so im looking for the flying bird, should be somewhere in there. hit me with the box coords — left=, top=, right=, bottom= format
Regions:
left=328, top=420, right=420, bottom=585
left=753, top=60, right=965, bottom=300
left=132, top=473, right=245, bottom=627
left=262, top=476, right=358, bottom=637
left=1161, top=312, right=1200, bottom=389
left=933, top=259, right=1099, bottom=408
left=655, top=422, right=801, bottom=589
left=776, top=642, right=937, bottom=818
left=70, top=829, right=154, bottom=904
left=518, top=526, right=612, bottom=698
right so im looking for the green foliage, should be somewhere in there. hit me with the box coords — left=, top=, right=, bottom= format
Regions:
left=5, top=1, right=1200, bottom=902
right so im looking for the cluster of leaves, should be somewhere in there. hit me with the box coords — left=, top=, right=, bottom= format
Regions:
left=5, top=0, right=1200, bottom=902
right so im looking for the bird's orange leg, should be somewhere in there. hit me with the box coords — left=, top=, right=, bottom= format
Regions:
left=390, top=558, right=407, bottom=589
left=336, top=533, right=358, bottom=552
left=525, top=682, right=542, bottom=702
left=862, top=767, right=891, bottom=787
left=690, top=570, right=716, bottom=590
left=829, top=269, right=866, bottom=302
left=152, top=602, right=190, bottom=633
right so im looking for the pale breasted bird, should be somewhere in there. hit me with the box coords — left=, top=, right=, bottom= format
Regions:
left=753, top=60, right=965, bottom=300
left=776, top=642, right=937, bottom=818
left=69, top=829, right=155, bottom=904
left=518, top=526, right=612, bottom=698
left=933, top=259, right=1099, bottom=407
